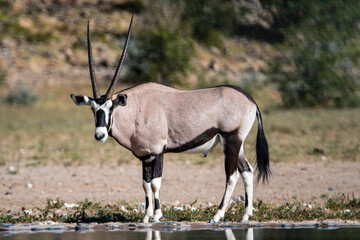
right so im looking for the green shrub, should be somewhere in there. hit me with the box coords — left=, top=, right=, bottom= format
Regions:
left=265, top=1, right=360, bottom=108
left=4, top=85, right=38, bottom=105
left=0, top=66, right=5, bottom=86
left=126, top=1, right=194, bottom=85
left=181, top=0, right=243, bottom=49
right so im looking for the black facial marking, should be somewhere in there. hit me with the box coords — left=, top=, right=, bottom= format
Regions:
left=95, top=109, right=106, bottom=127
left=94, top=96, right=107, bottom=105
left=165, top=128, right=218, bottom=153
left=155, top=199, right=160, bottom=210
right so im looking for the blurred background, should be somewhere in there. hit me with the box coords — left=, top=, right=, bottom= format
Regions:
left=0, top=0, right=359, bottom=166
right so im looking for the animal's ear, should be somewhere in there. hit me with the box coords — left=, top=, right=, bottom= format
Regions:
left=70, top=94, right=92, bottom=106
left=113, top=93, right=127, bottom=106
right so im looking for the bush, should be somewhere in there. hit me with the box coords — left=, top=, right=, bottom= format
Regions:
left=4, top=85, right=38, bottom=105
left=265, top=1, right=360, bottom=108
left=0, top=66, right=5, bottom=86
left=126, top=1, right=194, bottom=85
left=181, top=0, right=243, bottom=49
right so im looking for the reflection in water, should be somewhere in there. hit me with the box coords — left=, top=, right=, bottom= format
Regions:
left=145, top=231, right=161, bottom=240
left=225, top=228, right=253, bottom=240
left=1, top=227, right=360, bottom=239
left=144, top=228, right=253, bottom=240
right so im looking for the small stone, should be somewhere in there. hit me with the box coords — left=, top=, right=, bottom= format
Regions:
left=232, top=194, right=245, bottom=203
left=137, top=203, right=145, bottom=210
left=328, top=187, right=335, bottom=191
left=7, top=166, right=17, bottom=174
left=26, top=183, right=33, bottom=188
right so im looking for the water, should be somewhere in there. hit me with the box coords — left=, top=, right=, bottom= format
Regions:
left=1, top=228, right=360, bottom=240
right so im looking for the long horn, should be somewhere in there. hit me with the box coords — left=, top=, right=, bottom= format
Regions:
left=106, top=14, right=134, bottom=99
left=87, top=21, right=101, bottom=100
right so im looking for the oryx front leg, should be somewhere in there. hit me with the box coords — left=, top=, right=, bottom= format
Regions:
left=142, top=179, right=153, bottom=223
left=141, top=154, right=163, bottom=223
left=151, top=177, right=162, bottom=222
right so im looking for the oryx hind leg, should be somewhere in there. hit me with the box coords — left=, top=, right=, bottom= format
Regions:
left=210, top=132, right=241, bottom=223
left=238, top=145, right=254, bottom=222
left=141, top=154, right=164, bottom=223
left=237, top=109, right=257, bottom=222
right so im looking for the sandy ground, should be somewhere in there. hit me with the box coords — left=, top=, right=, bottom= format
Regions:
left=1, top=160, right=359, bottom=212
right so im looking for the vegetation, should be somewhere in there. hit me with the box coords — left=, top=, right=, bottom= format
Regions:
left=1, top=194, right=359, bottom=223
left=126, top=1, right=194, bottom=85
left=263, top=0, right=360, bottom=107
left=4, top=85, right=38, bottom=105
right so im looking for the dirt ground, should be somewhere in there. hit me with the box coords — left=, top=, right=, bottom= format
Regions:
left=1, top=160, right=359, bottom=213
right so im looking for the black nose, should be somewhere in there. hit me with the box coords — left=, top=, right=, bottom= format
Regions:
left=95, top=132, right=105, bottom=140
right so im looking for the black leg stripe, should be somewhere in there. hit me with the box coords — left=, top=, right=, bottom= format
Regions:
left=146, top=196, right=150, bottom=209
left=245, top=192, right=249, bottom=208
left=155, top=198, right=160, bottom=210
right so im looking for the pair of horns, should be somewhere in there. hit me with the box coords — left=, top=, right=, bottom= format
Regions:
left=88, top=14, right=134, bottom=100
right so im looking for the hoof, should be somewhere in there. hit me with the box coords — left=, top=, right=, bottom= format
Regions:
left=142, top=215, right=153, bottom=223
left=209, top=219, right=219, bottom=224
left=153, top=215, right=163, bottom=222
left=241, top=214, right=252, bottom=222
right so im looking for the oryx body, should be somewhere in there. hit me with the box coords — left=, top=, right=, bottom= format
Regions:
left=71, top=15, right=270, bottom=223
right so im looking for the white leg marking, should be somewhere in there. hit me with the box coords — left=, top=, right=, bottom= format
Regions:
left=241, top=170, right=253, bottom=222
left=151, top=177, right=163, bottom=222
left=211, top=171, right=240, bottom=222
left=142, top=180, right=153, bottom=223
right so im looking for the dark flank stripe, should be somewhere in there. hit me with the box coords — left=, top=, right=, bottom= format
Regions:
left=165, top=128, right=218, bottom=153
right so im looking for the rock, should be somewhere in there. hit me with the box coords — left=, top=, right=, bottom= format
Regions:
left=62, top=203, right=79, bottom=208
left=26, top=183, right=33, bottom=188
left=232, top=194, right=245, bottom=203
left=7, top=166, right=18, bottom=174
left=328, top=187, right=335, bottom=191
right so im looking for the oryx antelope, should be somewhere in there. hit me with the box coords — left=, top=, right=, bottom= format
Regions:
left=71, top=15, right=270, bottom=223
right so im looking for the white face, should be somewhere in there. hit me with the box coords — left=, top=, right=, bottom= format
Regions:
left=90, top=99, right=113, bottom=143
left=71, top=93, right=127, bottom=143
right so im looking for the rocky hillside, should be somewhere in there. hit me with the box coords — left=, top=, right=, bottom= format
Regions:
left=0, top=0, right=274, bottom=91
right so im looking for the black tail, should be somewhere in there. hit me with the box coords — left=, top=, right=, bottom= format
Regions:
left=255, top=107, right=271, bottom=183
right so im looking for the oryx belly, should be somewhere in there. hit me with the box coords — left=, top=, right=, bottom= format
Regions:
left=183, top=134, right=219, bottom=156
